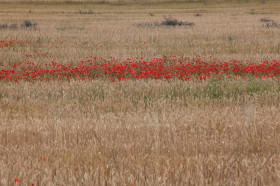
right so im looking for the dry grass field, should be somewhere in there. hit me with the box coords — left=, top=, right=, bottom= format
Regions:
left=1, top=0, right=280, bottom=185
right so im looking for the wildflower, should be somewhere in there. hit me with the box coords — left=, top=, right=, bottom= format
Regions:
left=15, top=163, right=21, bottom=167
left=104, top=169, right=109, bottom=174
left=41, top=156, right=47, bottom=161
left=14, top=178, right=20, bottom=182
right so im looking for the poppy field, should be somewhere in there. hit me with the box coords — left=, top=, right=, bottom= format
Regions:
left=1, top=43, right=280, bottom=82
left=1, top=0, right=280, bottom=185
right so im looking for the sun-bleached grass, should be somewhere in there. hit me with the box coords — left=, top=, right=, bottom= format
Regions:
left=0, top=0, right=280, bottom=63
left=1, top=0, right=280, bottom=185
left=1, top=80, right=280, bottom=185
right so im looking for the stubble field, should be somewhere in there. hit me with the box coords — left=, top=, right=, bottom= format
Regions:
left=1, top=0, right=280, bottom=185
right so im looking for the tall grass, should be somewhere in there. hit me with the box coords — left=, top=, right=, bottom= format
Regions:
left=1, top=80, right=280, bottom=185
left=1, top=1, right=280, bottom=185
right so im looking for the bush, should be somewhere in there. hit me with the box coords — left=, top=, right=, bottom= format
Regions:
left=21, top=20, right=37, bottom=28
left=78, top=9, right=94, bottom=14
left=264, top=21, right=280, bottom=28
left=0, top=24, right=8, bottom=29
left=9, top=24, right=18, bottom=29
left=260, top=17, right=280, bottom=28
left=194, top=13, right=202, bottom=17
left=0, top=20, right=37, bottom=30
left=135, top=16, right=194, bottom=27
left=160, top=16, right=194, bottom=26
left=260, top=17, right=273, bottom=22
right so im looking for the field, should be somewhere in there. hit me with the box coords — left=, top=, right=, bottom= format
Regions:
left=1, top=0, right=280, bottom=185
